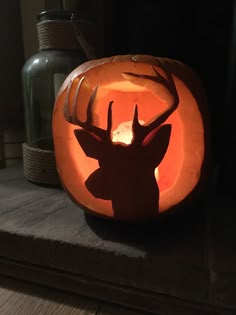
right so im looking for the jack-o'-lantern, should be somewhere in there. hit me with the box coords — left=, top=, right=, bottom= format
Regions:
left=52, top=55, right=211, bottom=222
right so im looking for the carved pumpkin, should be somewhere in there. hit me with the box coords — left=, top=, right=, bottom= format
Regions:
left=52, top=55, right=211, bottom=221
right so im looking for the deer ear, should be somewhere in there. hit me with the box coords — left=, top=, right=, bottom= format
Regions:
left=74, top=129, right=103, bottom=159
left=85, top=169, right=111, bottom=200
left=146, top=124, right=171, bottom=166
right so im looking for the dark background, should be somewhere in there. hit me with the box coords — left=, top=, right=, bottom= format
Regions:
left=1, top=0, right=235, bottom=193
left=101, top=0, right=235, bottom=194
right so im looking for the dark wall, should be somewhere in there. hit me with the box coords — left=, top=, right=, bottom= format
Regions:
left=104, top=1, right=233, bottom=164
left=0, top=2, right=25, bottom=130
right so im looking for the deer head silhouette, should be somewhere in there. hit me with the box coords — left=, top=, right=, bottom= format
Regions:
left=64, top=59, right=179, bottom=220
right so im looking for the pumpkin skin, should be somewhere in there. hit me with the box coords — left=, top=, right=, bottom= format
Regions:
left=52, top=55, right=211, bottom=222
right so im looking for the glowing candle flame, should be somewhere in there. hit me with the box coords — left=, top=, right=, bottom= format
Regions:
left=112, top=120, right=139, bottom=145
left=112, top=121, right=159, bottom=181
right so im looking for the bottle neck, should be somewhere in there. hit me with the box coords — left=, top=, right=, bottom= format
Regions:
left=37, top=20, right=82, bottom=51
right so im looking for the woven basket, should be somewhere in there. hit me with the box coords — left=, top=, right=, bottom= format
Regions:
left=23, top=142, right=61, bottom=186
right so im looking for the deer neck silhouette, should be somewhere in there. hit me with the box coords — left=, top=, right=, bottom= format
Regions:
left=64, top=59, right=179, bottom=220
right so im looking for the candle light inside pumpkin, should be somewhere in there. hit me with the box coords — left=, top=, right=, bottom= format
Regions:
left=112, top=120, right=138, bottom=145
left=112, top=120, right=159, bottom=181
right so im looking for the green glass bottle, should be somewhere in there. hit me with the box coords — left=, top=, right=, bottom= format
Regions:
left=22, top=9, right=87, bottom=185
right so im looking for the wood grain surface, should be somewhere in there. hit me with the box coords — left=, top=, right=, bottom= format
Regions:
left=0, top=275, right=148, bottom=315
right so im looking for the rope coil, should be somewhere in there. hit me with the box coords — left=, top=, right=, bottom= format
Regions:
left=37, top=19, right=97, bottom=60
left=23, top=142, right=61, bottom=186
left=37, top=20, right=81, bottom=51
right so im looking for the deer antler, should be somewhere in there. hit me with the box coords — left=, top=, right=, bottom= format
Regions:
left=63, top=76, right=113, bottom=141
left=123, top=59, right=179, bottom=144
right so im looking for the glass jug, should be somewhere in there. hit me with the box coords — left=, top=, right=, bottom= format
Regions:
left=22, top=9, right=88, bottom=185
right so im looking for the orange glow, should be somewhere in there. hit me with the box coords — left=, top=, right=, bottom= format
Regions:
left=112, top=120, right=138, bottom=144
left=105, top=81, right=147, bottom=92
left=53, top=56, right=206, bottom=221
left=112, top=120, right=160, bottom=183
